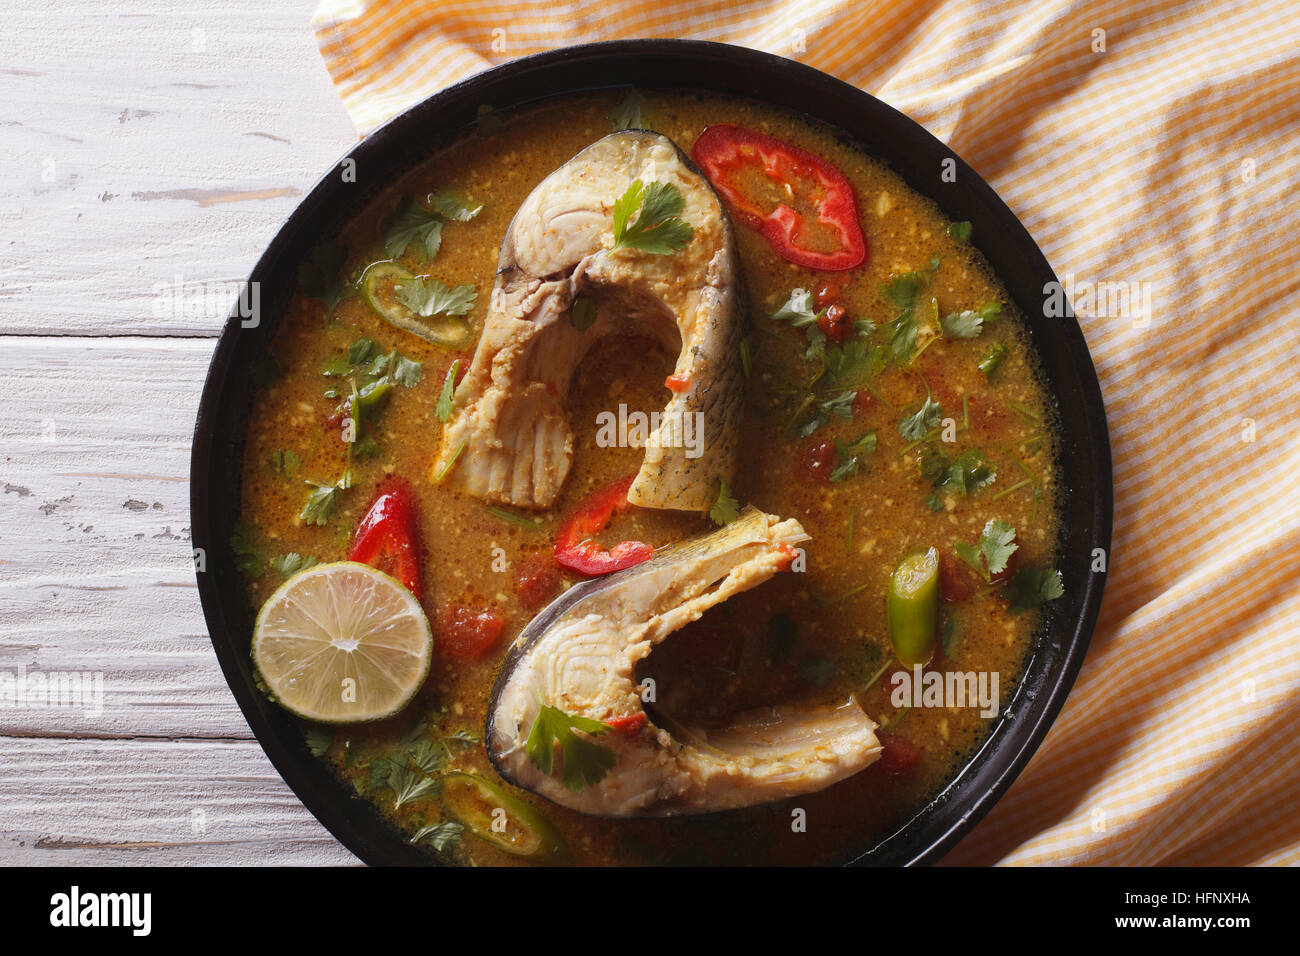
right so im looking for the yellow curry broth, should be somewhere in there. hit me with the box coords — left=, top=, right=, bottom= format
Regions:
left=236, top=90, right=1059, bottom=865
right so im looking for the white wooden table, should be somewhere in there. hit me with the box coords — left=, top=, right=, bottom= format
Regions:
left=0, top=1, right=362, bottom=864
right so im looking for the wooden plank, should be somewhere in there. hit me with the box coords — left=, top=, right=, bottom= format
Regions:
left=0, top=337, right=250, bottom=738
left=0, top=737, right=357, bottom=865
left=0, top=0, right=357, bottom=338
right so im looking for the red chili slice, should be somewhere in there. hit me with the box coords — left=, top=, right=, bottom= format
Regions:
left=691, top=124, right=867, bottom=272
left=347, top=477, right=422, bottom=596
left=553, top=474, right=654, bottom=577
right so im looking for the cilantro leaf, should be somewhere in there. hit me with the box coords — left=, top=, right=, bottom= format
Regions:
left=934, top=449, right=997, bottom=496
left=899, top=396, right=942, bottom=440
left=298, top=242, right=350, bottom=310
left=425, top=190, right=481, bottom=222
left=436, top=360, right=459, bottom=423
left=612, top=179, right=693, bottom=254
left=888, top=315, right=918, bottom=363
left=267, top=448, right=300, bottom=478
left=270, top=552, right=319, bottom=577
left=366, top=757, right=390, bottom=795
left=304, top=726, right=332, bottom=757
left=300, top=480, right=342, bottom=526
left=395, top=276, right=477, bottom=317
left=525, top=703, right=617, bottom=792
left=772, top=288, right=823, bottom=327
left=388, top=351, right=423, bottom=388
left=948, top=220, right=972, bottom=242
left=231, top=520, right=264, bottom=579
left=406, top=738, right=444, bottom=776
left=821, top=390, right=857, bottom=421
left=609, top=88, right=649, bottom=131
left=880, top=272, right=928, bottom=312
left=941, top=309, right=984, bottom=338
left=348, top=337, right=380, bottom=368
left=571, top=294, right=597, bottom=332
left=1006, top=565, right=1064, bottom=613
left=388, top=757, right=438, bottom=809
left=880, top=268, right=940, bottom=364
left=829, top=431, right=877, bottom=482
left=411, top=820, right=464, bottom=853
left=978, top=341, right=1007, bottom=380
left=956, top=518, right=1018, bottom=583
left=709, top=478, right=741, bottom=526
left=385, top=199, right=444, bottom=260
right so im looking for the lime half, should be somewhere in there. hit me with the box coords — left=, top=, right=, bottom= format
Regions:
left=252, top=561, right=433, bottom=723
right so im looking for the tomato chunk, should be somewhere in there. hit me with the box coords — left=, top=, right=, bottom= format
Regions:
left=553, top=474, right=654, bottom=577
left=875, top=732, right=922, bottom=775
left=938, top=551, right=976, bottom=603
left=435, top=605, right=506, bottom=660
left=818, top=303, right=850, bottom=344
left=691, top=124, right=867, bottom=271
left=347, top=477, right=422, bottom=596
left=814, top=281, right=843, bottom=310
left=605, top=713, right=646, bottom=736
left=802, top=441, right=836, bottom=483
left=515, top=552, right=560, bottom=610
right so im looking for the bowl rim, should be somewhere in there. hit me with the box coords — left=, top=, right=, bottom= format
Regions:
left=191, top=37, right=1113, bottom=866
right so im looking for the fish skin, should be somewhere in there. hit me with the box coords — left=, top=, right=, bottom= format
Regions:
left=486, top=508, right=881, bottom=817
left=432, top=130, right=746, bottom=513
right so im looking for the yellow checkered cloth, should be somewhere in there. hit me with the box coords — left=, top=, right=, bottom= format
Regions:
left=312, top=0, right=1300, bottom=866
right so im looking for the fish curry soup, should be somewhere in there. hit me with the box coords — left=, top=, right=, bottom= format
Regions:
left=235, top=89, right=1062, bottom=866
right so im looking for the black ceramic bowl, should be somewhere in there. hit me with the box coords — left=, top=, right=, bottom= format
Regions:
left=192, top=39, right=1112, bottom=866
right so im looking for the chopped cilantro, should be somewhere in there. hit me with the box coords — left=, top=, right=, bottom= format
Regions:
left=612, top=179, right=693, bottom=254
left=270, top=552, right=319, bottom=577
left=304, top=726, right=332, bottom=757
left=899, top=396, right=942, bottom=440
left=231, top=520, right=264, bottom=579
left=829, top=431, right=877, bottom=483
left=948, top=220, right=972, bottom=241
left=978, top=341, right=1008, bottom=380
left=388, top=757, right=438, bottom=810
left=941, top=309, right=985, bottom=338
left=879, top=264, right=940, bottom=364
left=1006, top=565, right=1064, bottom=612
left=955, top=518, right=1018, bottom=583
left=772, top=288, right=823, bottom=327
left=425, top=190, right=482, bottom=222
left=609, top=88, right=649, bottom=131
left=880, top=272, right=928, bottom=312
left=388, top=351, right=423, bottom=388
left=267, top=448, right=300, bottom=478
left=571, top=294, right=597, bottom=332
left=931, top=448, right=997, bottom=496
left=436, top=360, right=459, bottom=423
left=300, top=480, right=342, bottom=526
left=297, top=241, right=350, bottom=310
left=411, top=820, right=464, bottom=853
left=384, top=199, right=444, bottom=260
left=395, top=275, right=477, bottom=317
left=709, top=478, right=741, bottom=526
left=525, top=703, right=617, bottom=792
